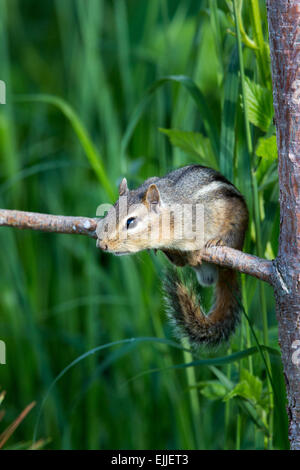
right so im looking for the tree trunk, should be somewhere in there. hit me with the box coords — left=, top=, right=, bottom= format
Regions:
left=266, top=0, right=300, bottom=450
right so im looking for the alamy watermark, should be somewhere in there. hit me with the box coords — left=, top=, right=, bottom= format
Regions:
left=0, top=340, right=6, bottom=365
left=96, top=198, right=205, bottom=246
left=292, top=340, right=300, bottom=367
left=0, top=80, right=6, bottom=104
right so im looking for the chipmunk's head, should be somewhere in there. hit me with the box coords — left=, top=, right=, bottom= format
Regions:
left=96, top=177, right=168, bottom=255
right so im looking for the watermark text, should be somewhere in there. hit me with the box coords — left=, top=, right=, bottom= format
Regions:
left=96, top=199, right=204, bottom=247
left=292, top=340, right=300, bottom=366
left=0, top=340, right=6, bottom=365
left=0, top=80, right=6, bottom=104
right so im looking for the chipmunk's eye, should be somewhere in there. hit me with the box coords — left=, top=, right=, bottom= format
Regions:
left=126, top=217, right=137, bottom=229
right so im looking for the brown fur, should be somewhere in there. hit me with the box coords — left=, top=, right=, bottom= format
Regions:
left=97, top=165, right=248, bottom=346
left=164, top=268, right=240, bottom=346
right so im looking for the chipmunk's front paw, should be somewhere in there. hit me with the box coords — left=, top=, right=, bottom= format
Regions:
left=204, top=238, right=226, bottom=249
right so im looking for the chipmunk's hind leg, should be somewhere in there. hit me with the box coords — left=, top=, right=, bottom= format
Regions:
left=192, top=236, right=223, bottom=286
left=193, top=263, right=218, bottom=286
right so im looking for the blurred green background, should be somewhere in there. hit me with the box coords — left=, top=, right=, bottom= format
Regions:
left=0, top=0, right=288, bottom=450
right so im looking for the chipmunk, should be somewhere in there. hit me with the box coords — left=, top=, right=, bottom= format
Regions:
left=96, top=164, right=248, bottom=346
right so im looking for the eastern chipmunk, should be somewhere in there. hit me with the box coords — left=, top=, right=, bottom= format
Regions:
left=96, top=165, right=248, bottom=346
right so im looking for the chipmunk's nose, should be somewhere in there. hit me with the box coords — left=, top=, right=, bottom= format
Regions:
left=96, top=239, right=108, bottom=251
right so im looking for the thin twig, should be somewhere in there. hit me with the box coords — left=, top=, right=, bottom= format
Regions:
left=0, top=209, right=98, bottom=238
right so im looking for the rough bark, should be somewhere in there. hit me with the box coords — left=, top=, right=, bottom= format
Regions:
left=0, top=209, right=98, bottom=238
left=266, top=0, right=300, bottom=450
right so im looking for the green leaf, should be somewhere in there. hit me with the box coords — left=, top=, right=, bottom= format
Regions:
left=197, top=380, right=227, bottom=400
left=244, top=77, right=273, bottom=132
left=223, top=380, right=251, bottom=401
left=121, top=75, right=220, bottom=161
left=256, top=135, right=278, bottom=162
left=220, top=45, right=239, bottom=181
left=210, top=366, right=268, bottom=433
left=258, top=160, right=278, bottom=191
left=14, top=94, right=116, bottom=201
left=159, top=128, right=217, bottom=169
left=223, top=369, right=263, bottom=404
left=33, top=337, right=191, bottom=443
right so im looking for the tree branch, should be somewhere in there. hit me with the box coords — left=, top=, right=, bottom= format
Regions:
left=0, top=208, right=274, bottom=285
left=0, top=209, right=98, bottom=239
left=200, top=246, right=274, bottom=285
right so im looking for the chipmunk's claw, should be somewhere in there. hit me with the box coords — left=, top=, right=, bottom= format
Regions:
left=204, top=238, right=226, bottom=249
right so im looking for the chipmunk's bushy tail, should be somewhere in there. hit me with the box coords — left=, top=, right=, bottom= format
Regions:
left=164, top=267, right=241, bottom=347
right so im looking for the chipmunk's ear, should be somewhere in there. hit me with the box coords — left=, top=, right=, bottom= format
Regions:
left=119, top=177, right=128, bottom=196
left=145, top=184, right=161, bottom=212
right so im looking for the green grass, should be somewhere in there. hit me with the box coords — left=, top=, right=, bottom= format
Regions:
left=0, top=0, right=288, bottom=449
